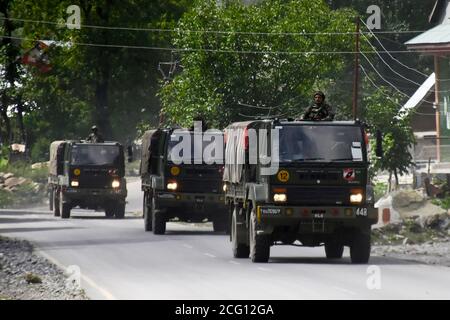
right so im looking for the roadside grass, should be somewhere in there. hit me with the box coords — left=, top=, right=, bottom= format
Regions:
left=0, top=161, right=48, bottom=184
left=0, top=161, right=48, bottom=208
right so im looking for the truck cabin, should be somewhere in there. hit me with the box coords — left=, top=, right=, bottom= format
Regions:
left=68, top=142, right=125, bottom=173
left=224, top=120, right=374, bottom=205
left=141, top=128, right=225, bottom=192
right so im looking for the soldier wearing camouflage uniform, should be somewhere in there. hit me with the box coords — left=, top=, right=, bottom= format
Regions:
left=301, top=91, right=335, bottom=121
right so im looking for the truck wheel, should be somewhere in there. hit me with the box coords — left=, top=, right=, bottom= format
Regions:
left=325, top=241, right=344, bottom=259
left=249, top=209, right=270, bottom=263
left=59, top=191, right=71, bottom=219
left=152, top=197, right=166, bottom=235
left=52, top=189, right=60, bottom=217
left=114, top=202, right=126, bottom=219
left=144, top=194, right=152, bottom=231
left=350, top=230, right=371, bottom=264
left=231, top=206, right=249, bottom=258
left=105, top=205, right=115, bottom=218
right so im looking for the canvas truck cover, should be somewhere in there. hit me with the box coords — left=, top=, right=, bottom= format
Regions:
left=223, top=122, right=254, bottom=184
left=49, top=141, right=66, bottom=176
left=140, top=130, right=158, bottom=176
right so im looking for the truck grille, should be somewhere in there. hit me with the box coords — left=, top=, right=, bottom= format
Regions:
left=285, top=186, right=351, bottom=205
left=178, top=179, right=222, bottom=194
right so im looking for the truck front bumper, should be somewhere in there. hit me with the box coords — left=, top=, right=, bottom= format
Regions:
left=156, top=192, right=226, bottom=212
left=256, top=205, right=378, bottom=233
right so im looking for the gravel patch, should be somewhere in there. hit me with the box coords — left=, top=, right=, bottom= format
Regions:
left=372, top=241, right=450, bottom=267
left=0, top=236, right=88, bottom=300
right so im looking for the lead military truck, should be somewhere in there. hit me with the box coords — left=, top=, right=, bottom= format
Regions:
left=48, top=140, right=127, bottom=219
left=140, top=128, right=228, bottom=234
left=223, top=119, right=382, bottom=264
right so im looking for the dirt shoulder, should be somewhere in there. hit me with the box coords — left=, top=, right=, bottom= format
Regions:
left=0, top=236, right=88, bottom=300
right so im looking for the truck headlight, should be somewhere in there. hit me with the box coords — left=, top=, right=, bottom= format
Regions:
left=112, top=180, right=121, bottom=188
left=167, top=181, right=178, bottom=191
left=350, top=189, right=363, bottom=204
left=223, top=184, right=227, bottom=192
left=71, top=180, right=79, bottom=187
left=274, top=194, right=287, bottom=203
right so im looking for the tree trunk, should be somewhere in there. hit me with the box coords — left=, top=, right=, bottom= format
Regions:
left=394, top=169, right=399, bottom=190
left=16, top=100, right=26, bottom=144
left=388, top=171, right=392, bottom=192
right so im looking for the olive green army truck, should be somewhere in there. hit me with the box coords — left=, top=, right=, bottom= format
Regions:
left=48, top=140, right=127, bottom=219
left=140, top=128, right=228, bottom=234
left=223, top=120, right=382, bottom=264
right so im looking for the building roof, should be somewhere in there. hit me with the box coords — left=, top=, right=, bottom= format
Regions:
left=406, top=23, right=450, bottom=50
left=399, top=73, right=435, bottom=117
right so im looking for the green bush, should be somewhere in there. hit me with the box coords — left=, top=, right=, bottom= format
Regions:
left=374, top=182, right=388, bottom=201
left=0, top=189, right=14, bottom=208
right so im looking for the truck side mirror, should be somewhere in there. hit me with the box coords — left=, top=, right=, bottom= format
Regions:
left=127, top=145, right=133, bottom=163
left=375, top=130, right=383, bottom=158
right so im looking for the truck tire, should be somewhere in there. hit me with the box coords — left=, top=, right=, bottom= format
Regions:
left=152, top=197, right=166, bottom=235
left=249, top=209, right=270, bottom=263
left=350, top=230, right=371, bottom=264
left=144, top=194, right=152, bottom=231
left=52, top=189, right=60, bottom=217
left=59, top=191, right=71, bottom=219
left=325, top=241, right=344, bottom=259
left=105, top=205, right=115, bottom=218
left=114, top=202, right=126, bottom=219
left=231, top=206, right=249, bottom=258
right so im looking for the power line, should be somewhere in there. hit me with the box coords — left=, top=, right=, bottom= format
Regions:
left=361, top=51, right=435, bottom=105
left=360, top=64, right=438, bottom=117
left=360, top=32, right=422, bottom=87
left=360, top=18, right=429, bottom=78
left=0, top=16, right=438, bottom=36
left=2, top=34, right=444, bottom=55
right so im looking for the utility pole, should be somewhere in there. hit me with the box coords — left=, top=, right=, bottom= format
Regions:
left=352, top=17, right=360, bottom=121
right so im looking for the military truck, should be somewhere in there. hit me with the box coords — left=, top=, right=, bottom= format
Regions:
left=140, top=128, right=228, bottom=234
left=223, top=119, right=382, bottom=264
left=48, top=140, right=127, bottom=219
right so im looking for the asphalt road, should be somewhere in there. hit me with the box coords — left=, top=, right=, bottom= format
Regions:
left=1, top=178, right=450, bottom=300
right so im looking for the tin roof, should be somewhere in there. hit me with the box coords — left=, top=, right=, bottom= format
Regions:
left=406, top=23, right=450, bottom=49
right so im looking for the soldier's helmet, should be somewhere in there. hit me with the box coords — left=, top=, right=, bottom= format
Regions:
left=314, top=91, right=325, bottom=100
left=91, top=125, right=98, bottom=132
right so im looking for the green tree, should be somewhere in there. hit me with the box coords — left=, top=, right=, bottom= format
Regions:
left=6, top=0, right=189, bottom=160
left=159, top=0, right=359, bottom=128
left=363, top=86, right=415, bottom=190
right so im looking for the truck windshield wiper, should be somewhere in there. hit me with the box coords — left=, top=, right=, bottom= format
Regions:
left=292, top=157, right=326, bottom=162
left=331, top=158, right=361, bottom=161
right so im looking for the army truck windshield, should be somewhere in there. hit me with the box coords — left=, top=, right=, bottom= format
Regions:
left=224, top=120, right=380, bottom=264
left=278, top=125, right=364, bottom=163
left=48, top=141, right=127, bottom=219
left=140, top=129, right=228, bottom=235
left=70, top=144, right=121, bottom=166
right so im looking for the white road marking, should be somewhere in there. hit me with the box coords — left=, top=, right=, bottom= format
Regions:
left=182, top=244, right=193, bottom=249
left=37, top=250, right=117, bottom=300
left=204, top=253, right=216, bottom=258
left=229, top=261, right=241, bottom=265
left=257, top=267, right=272, bottom=272
left=332, top=286, right=357, bottom=296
